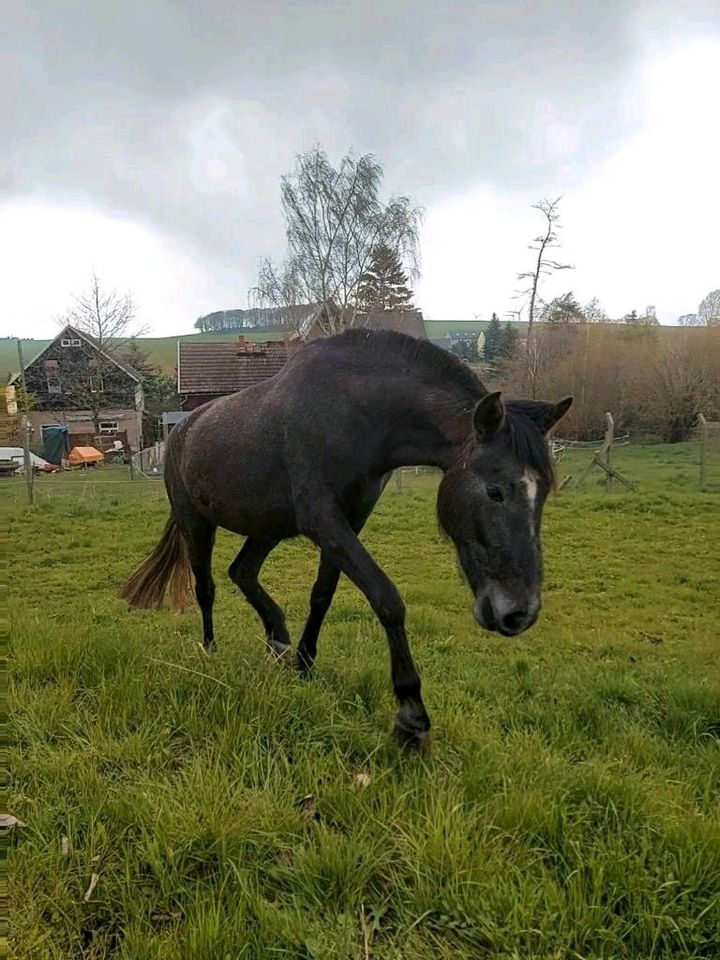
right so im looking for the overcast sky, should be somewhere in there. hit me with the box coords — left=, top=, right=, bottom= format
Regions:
left=3, top=0, right=718, bottom=337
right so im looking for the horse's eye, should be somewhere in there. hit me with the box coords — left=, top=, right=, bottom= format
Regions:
left=486, top=484, right=504, bottom=503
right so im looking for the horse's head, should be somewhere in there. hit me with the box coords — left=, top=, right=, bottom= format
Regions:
left=437, top=392, right=572, bottom=637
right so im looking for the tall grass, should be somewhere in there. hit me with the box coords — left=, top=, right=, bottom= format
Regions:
left=7, top=445, right=720, bottom=958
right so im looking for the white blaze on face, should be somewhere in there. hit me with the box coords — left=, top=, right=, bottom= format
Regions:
left=522, top=469, right=539, bottom=531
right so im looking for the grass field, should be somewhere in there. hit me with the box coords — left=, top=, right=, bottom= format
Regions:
left=7, top=443, right=720, bottom=958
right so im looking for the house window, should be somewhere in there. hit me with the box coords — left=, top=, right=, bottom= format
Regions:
left=99, top=421, right=119, bottom=434
left=45, top=360, right=61, bottom=395
left=60, top=338, right=81, bottom=347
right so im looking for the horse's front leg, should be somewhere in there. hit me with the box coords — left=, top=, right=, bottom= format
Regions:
left=228, top=537, right=291, bottom=659
left=298, top=500, right=430, bottom=751
left=297, top=478, right=387, bottom=676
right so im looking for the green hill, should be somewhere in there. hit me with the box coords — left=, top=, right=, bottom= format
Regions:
left=424, top=319, right=488, bottom=337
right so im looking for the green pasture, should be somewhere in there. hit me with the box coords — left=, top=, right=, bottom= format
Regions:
left=7, top=442, right=720, bottom=958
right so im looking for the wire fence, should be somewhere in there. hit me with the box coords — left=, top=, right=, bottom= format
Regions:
left=131, top=441, right=166, bottom=477
left=3, top=427, right=718, bottom=504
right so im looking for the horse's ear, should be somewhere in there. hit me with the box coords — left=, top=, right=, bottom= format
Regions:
left=543, top=396, right=573, bottom=433
left=521, top=397, right=573, bottom=433
left=474, top=392, right=505, bottom=443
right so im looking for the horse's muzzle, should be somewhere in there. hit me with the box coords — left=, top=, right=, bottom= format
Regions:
left=474, top=586, right=540, bottom=637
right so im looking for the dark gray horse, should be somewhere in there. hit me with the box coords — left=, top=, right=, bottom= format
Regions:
left=123, top=328, right=571, bottom=749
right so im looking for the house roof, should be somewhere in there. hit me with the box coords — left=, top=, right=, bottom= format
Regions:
left=360, top=309, right=427, bottom=339
left=9, top=324, right=143, bottom=384
left=177, top=339, right=292, bottom=395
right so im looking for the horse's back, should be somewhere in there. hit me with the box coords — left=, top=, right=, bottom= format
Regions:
left=165, top=341, right=388, bottom=536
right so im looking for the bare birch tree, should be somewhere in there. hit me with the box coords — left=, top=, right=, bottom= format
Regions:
left=253, top=147, right=422, bottom=334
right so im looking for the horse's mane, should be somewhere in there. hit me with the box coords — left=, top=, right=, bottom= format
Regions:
left=320, top=328, right=555, bottom=486
left=324, top=327, right=485, bottom=402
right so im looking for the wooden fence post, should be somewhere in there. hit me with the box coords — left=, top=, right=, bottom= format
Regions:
left=16, top=340, right=34, bottom=505
left=604, top=412, right=614, bottom=493
left=698, top=413, right=707, bottom=491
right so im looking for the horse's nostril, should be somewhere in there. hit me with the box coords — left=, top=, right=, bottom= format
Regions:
left=500, top=609, right=529, bottom=634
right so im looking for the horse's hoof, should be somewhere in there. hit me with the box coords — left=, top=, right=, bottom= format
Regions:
left=393, top=722, right=431, bottom=755
left=267, top=640, right=292, bottom=664
left=295, top=652, right=315, bottom=679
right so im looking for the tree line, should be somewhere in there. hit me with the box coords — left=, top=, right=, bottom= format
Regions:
left=495, top=322, right=720, bottom=442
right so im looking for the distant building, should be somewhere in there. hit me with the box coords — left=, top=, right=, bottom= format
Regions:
left=428, top=337, right=454, bottom=352
left=10, top=324, right=144, bottom=451
left=177, top=336, right=293, bottom=411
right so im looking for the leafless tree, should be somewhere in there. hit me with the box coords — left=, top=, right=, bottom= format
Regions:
left=57, top=274, right=146, bottom=433
left=252, top=147, right=423, bottom=334
left=583, top=297, right=609, bottom=323
left=698, top=288, right=720, bottom=326
left=516, top=197, right=573, bottom=331
left=60, top=274, right=145, bottom=353
left=515, top=197, right=573, bottom=397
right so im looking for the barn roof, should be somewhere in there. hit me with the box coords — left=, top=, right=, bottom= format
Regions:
left=177, top=338, right=292, bottom=395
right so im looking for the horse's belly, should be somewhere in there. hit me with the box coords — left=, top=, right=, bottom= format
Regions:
left=202, top=476, right=297, bottom=538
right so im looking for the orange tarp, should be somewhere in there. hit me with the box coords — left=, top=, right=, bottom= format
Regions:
left=68, top=445, right=105, bottom=464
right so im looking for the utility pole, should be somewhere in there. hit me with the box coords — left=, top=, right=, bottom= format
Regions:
left=16, top=340, right=34, bottom=505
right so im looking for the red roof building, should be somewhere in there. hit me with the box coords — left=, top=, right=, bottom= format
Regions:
left=177, top=337, right=293, bottom=410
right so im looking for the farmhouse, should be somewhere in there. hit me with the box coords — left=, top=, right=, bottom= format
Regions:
left=11, top=324, right=145, bottom=451
left=177, top=336, right=293, bottom=410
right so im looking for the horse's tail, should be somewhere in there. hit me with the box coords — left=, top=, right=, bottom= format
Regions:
left=121, top=516, right=192, bottom=610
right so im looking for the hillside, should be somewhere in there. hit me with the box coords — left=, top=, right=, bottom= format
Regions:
left=424, top=318, right=489, bottom=337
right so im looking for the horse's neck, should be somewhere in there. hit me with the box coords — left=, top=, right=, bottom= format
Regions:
left=382, top=382, right=472, bottom=471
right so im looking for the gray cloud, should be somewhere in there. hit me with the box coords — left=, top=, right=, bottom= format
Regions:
left=5, top=0, right=719, bottom=301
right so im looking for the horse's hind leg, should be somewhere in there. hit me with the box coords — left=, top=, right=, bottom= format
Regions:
left=184, top=516, right=217, bottom=650
left=228, top=537, right=290, bottom=658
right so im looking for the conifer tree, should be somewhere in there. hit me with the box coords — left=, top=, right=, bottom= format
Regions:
left=356, top=244, right=414, bottom=311
left=483, top=313, right=502, bottom=362
left=498, top=322, right=520, bottom=360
